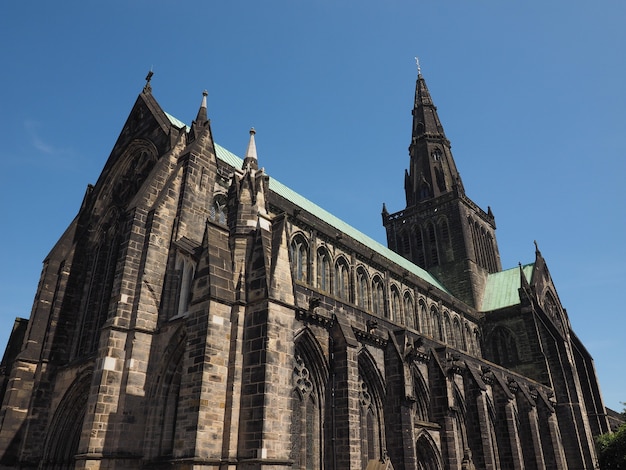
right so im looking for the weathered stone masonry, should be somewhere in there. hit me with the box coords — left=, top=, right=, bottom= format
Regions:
left=0, top=72, right=615, bottom=469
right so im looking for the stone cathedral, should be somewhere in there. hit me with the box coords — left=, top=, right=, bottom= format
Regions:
left=0, top=71, right=614, bottom=470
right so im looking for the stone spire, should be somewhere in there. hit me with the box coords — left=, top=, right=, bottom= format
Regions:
left=195, top=90, right=208, bottom=123
left=242, top=127, right=259, bottom=171
left=405, top=68, right=464, bottom=206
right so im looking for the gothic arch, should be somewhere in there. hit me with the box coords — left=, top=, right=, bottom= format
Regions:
left=316, top=246, right=332, bottom=293
left=291, top=328, right=329, bottom=470
left=74, top=205, right=125, bottom=358
left=293, top=328, right=329, bottom=392
left=371, top=275, right=385, bottom=317
left=290, top=233, right=309, bottom=283
left=463, top=321, right=476, bottom=354
left=390, top=285, right=402, bottom=324
left=426, top=222, right=439, bottom=267
left=403, top=291, right=416, bottom=330
left=443, top=312, right=453, bottom=345
left=334, top=255, right=350, bottom=301
left=415, top=431, right=443, bottom=470
left=437, top=216, right=453, bottom=262
left=452, top=385, right=469, bottom=459
left=358, top=349, right=386, bottom=467
left=413, top=225, right=426, bottom=267
left=543, top=290, right=565, bottom=333
left=418, top=300, right=428, bottom=336
left=355, top=266, right=370, bottom=310
left=411, top=365, right=431, bottom=422
left=453, top=317, right=464, bottom=350
left=397, top=229, right=411, bottom=258
left=41, top=368, right=93, bottom=469
left=430, top=306, right=443, bottom=342
left=95, top=139, right=159, bottom=212
left=144, top=327, right=187, bottom=459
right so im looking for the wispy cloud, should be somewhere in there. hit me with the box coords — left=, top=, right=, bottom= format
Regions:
left=24, top=120, right=65, bottom=156
left=20, top=120, right=80, bottom=172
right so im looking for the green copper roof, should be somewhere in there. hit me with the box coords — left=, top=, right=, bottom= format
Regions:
left=213, top=144, right=449, bottom=293
left=162, top=111, right=449, bottom=292
left=164, top=111, right=188, bottom=130
left=481, top=263, right=534, bottom=312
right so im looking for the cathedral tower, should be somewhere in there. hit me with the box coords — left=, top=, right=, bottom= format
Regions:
left=383, top=68, right=501, bottom=308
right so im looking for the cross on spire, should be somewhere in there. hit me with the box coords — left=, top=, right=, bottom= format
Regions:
left=143, top=69, right=154, bottom=93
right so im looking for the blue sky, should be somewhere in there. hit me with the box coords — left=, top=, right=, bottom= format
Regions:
left=1, top=1, right=624, bottom=411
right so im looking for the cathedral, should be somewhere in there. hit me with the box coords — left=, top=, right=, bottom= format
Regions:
left=0, top=70, right=613, bottom=469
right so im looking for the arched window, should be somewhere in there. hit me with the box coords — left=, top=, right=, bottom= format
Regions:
left=444, top=313, right=454, bottom=345
left=400, top=230, right=411, bottom=256
left=431, top=306, right=443, bottom=341
left=419, top=300, right=428, bottom=335
left=453, top=318, right=464, bottom=351
left=414, top=226, right=426, bottom=267
left=415, top=433, right=442, bottom=470
left=390, top=286, right=401, bottom=323
left=291, top=333, right=328, bottom=470
left=356, top=267, right=369, bottom=309
left=175, top=254, right=196, bottom=317
left=75, top=214, right=122, bottom=357
left=290, top=235, right=309, bottom=283
left=209, top=193, right=227, bottom=225
left=334, top=257, right=350, bottom=301
left=427, top=222, right=439, bottom=267
left=316, top=248, right=331, bottom=292
left=404, top=293, right=415, bottom=330
left=464, top=323, right=473, bottom=354
left=358, top=353, right=385, bottom=469
left=490, top=327, right=519, bottom=367
left=412, top=367, right=430, bottom=422
left=371, top=276, right=385, bottom=316
left=439, top=218, right=453, bottom=262
left=474, top=327, right=481, bottom=357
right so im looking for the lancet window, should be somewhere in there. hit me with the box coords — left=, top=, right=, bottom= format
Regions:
left=316, top=248, right=331, bottom=292
left=356, top=267, right=369, bottom=309
left=371, top=276, right=385, bottom=317
left=404, top=293, right=416, bottom=330
left=390, top=286, right=401, bottom=323
left=334, top=257, right=350, bottom=301
left=290, top=235, right=309, bottom=283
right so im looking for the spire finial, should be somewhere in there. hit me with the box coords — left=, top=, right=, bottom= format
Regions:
left=415, top=56, right=421, bottom=76
left=243, top=127, right=258, bottom=170
left=143, top=68, right=153, bottom=93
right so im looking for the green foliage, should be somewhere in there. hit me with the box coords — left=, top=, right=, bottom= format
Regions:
left=596, top=423, right=626, bottom=469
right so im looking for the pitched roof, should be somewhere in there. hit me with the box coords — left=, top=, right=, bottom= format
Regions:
left=481, top=263, right=535, bottom=312
left=211, top=143, right=449, bottom=292
left=163, top=111, right=449, bottom=292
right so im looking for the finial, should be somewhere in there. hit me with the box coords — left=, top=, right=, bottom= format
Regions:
left=243, top=127, right=258, bottom=170
left=415, top=56, right=421, bottom=75
left=201, top=89, right=208, bottom=108
left=143, top=68, right=154, bottom=93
